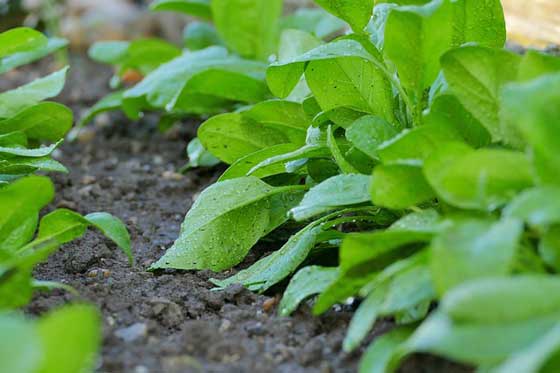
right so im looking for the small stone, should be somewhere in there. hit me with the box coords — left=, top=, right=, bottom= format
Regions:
left=262, top=297, right=279, bottom=313
left=149, top=298, right=184, bottom=327
left=115, top=323, right=148, bottom=342
left=93, top=112, right=111, bottom=128
left=81, top=175, right=97, bottom=185
left=130, top=141, right=143, bottom=155
left=78, top=185, right=94, bottom=197
left=219, top=319, right=232, bottom=333
left=76, top=127, right=96, bottom=144
left=86, top=269, right=99, bottom=278
left=153, top=155, right=164, bottom=165
left=56, top=200, right=77, bottom=210
left=162, top=170, right=183, bottom=181
left=104, top=157, right=119, bottom=171
left=134, top=366, right=149, bottom=373
left=246, top=321, right=266, bottom=337
left=106, top=315, right=116, bottom=327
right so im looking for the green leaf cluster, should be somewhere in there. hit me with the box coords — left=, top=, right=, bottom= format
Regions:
left=82, top=0, right=560, bottom=370
left=0, top=27, right=132, bottom=372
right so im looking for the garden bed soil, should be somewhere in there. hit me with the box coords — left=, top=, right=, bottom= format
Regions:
left=8, top=56, right=470, bottom=372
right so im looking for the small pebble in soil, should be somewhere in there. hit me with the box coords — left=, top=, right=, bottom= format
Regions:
left=115, top=322, right=148, bottom=342
left=81, top=175, right=97, bottom=185
left=162, top=170, right=184, bottom=181
left=262, top=296, right=279, bottom=313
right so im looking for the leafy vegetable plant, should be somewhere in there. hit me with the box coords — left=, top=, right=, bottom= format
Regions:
left=81, top=0, right=347, bottom=169
left=0, top=27, right=132, bottom=372
left=145, top=0, right=560, bottom=370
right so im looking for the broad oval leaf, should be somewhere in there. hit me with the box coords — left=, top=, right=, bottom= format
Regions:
left=150, top=177, right=304, bottom=271
left=424, top=142, right=533, bottom=211
left=430, top=218, right=523, bottom=295
left=150, top=0, right=212, bottom=20
left=278, top=265, right=339, bottom=316
left=0, top=67, right=68, bottom=119
left=442, top=276, right=560, bottom=324
left=0, top=102, right=72, bottom=141
left=291, top=174, right=372, bottom=221
left=211, top=0, right=282, bottom=60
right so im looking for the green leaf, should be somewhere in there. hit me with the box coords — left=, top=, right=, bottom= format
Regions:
left=0, top=313, right=42, bottom=373
left=501, top=73, right=560, bottom=186
left=539, top=227, right=560, bottom=272
left=280, top=8, right=346, bottom=39
left=118, top=38, right=182, bottom=75
left=0, top=176, right=53, bottom=248
left=150, top=177, right=304, bottom=271
left=267, top=39, right=391, bottom=118
left=0, top=37, right=67, bottom=75
left=183, top=22, right=223, bottom=50
left=326, top=125, right=359, bottom=173
left=503, top=187, right=560, bottom=229
left=0, top=67, right=68, bottom=119
left=291, top=174, right=371, bottom=221
left=78, top=91, right=124, bottom=127
left=181, top=137, right=220, bottom=171
left=219, top=143, right=300, bottom=181
left=359, top=327, right=413, bottom=373
left=314, top=0, right=374, bottom=33
left=85, top=212, right=133, bottom=264
left=304, top=45, right=395, bottom=124
left=517, top=50, right=560, bottom=82
left=88, top=41, right=129, bottom=65
left=0, top=102, right=73, bottom=141
left=210, top=220, right=323, bottom=292
left=384, top=0, right=455, bottom=94
left=211, top=0, right=283, bottom=60
left=123, top=47, right=266, bottom=117
left=424, top=142, right=533, bottom=210
left=0, top=214, right=37, bottom=253
left=493, top=324, right=560, bottom=373
left=33, top=209, right=132, bottom=263
left=424, top=92, right=491, bottom=148
left=150, top=0, right=212, bottom=20
left=0, top=156, right=67, bottom=175
left=123, top=47, right=268, bottom=117
left=314, top=223, right=435, bottom=315
left=385, top=0, right=506, bottom=95
left=0, top=27, right=47, bottom=59
left=346, top=115, right=398, bottom=161
left=0, top=140, right=62, bottom=158
left=377, top=122, right=462, bottom=164
left=441, top=46, right=521, bottom=142
left=371, top=164, right=435, bottom=209
left=442, top=276, right=560, bottom=324
left=278, top=265, right=339, bottom=316
left=37, top=304, right=100, bottom=373
left=198, top=112, right=291, bottom=164
left=430, top=218, right=523, bottom=295
left=344, top=255, right=434, bottom=352
left=405, top=311, right=558, bottom=367
left=243, top=100, right=310, bottom=145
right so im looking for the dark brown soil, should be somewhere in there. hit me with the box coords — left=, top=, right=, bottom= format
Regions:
left=7, top=56, right=470, bottom=373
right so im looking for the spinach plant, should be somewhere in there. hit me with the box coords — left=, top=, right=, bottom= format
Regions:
left=0, top=27, right=132, bottom=372
left=81, top=0, right=347, bottom=170
left=150, top=0, right=560, bottom=370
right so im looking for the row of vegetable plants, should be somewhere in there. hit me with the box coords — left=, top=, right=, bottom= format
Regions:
left=34, top=0, right=560, bottom=371
left=0, top=27, right=132, bottom=372
left=91, top=0, right=560, bottom=371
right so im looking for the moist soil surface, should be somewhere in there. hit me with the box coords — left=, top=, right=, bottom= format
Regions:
left=7, top=56, right=470, bottom=373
